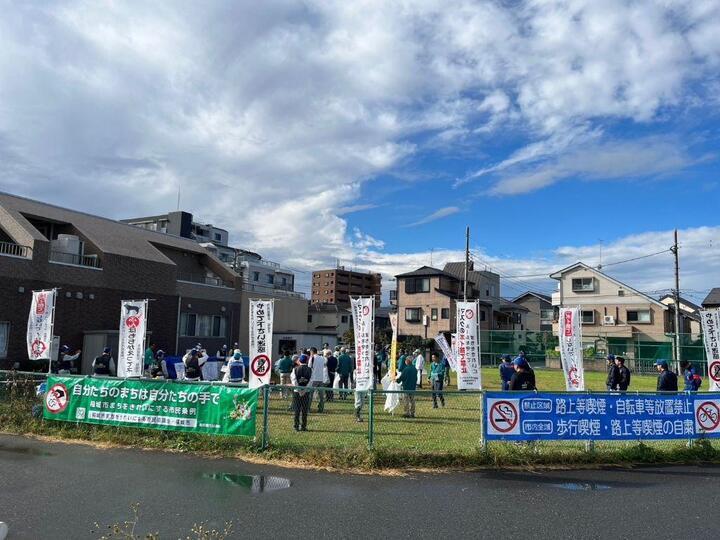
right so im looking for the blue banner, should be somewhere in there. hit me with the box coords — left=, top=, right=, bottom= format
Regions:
left=484, top=392, right=720, bottom=441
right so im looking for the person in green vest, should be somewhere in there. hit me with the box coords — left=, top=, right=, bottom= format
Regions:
left=276, top=350, right=294, bottom=399
left=337, top=348, right=353, bottom=400
left=428, top=353, right=446, bottom=408
left=397, top=350, right=407, bottom=374
left=143, top=343, right=157, bottom=377
left=396, top=357, right=417, bottom=418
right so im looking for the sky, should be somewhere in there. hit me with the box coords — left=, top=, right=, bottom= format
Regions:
left=0, top=0, right=719, bottom=304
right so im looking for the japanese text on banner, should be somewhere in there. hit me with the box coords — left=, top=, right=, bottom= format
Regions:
left=351, top=297, right=374, bottom=391
left=456, top=301, right=481, bottom=390
left=249, top=300, right=274, bottom=389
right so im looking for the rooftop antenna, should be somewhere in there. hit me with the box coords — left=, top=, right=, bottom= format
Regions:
left=597, top=239, right=603, bottom=270
left=176, top=181, right=181, bottom=211
left=430, top=248, right=434, bottom=267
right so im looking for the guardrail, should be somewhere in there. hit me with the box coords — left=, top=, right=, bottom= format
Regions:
left=49, top=250, right=101, bottom=268
left=0, top=241, right=32, bottom=258
left=177, top=272, right=233, bottom=288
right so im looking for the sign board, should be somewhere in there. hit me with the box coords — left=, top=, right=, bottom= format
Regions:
left=44, top=376, right=258, bottom=437
left=558, top=307, right=584, bottom=391
left=484, top=392, right=720, bottom=441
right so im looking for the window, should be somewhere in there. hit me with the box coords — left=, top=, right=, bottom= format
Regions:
left=431, top=308, right=438, bottom=321
left=252, top=271, right=260, bottom=281
left=214, top=233, right=222, bottom=241
left=211, top=316, right=227, bottom=337
left=180, top=313, right=197, bottom=336
left=405, top=277, right=430, bottom=294
left=581, top=310, right=595, bottom=324
left=441, top=308, right=450, bottom=319
left=267, top=274, right=274, bottom=285
left=0, top=322, right=8, bottom=358
left=341, top=315, right=348, bottom=323
left=480, top=310, right=486, bottom=321
left=512, top=313, right=522, bottom=324
left=572, top=277, right=595, bottom=292
left=281, top=277, right=287, bottom=286
left=485, top=289, right=489, bottom=297
left=307, top=315, right=313, bottom=323
left=540, top=309, right=554, bottom=321
left=405, top=308, right=422, bottom=322
left=196, top=315, right=211, bottom=337
left=627, top=309, right=651, bottom=323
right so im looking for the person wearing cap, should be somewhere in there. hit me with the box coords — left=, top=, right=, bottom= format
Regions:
left=606, top=354, right=619, bottom=391
left=57, top=345, right=81, bottom=375
left=509, top=357, right=536, bottom=391
left=337, top=347, right=353, bottom=400
left=499, top=354, right=515, bottom=391
left=655, top=359, right=678, bottom=392
left=679, top=360, right=702, bottom=392
left=92, top=347, right=116, bottom=376
left=413, top=349, right=425, bottom=389
left=291, top=354, right=313, bottom=431
left=183, top=348, right=203, bottom=381
left=615, top=356, right=631, bottom=391
left=222, top=349, right=245, bottom=383
left=216, top=344, right=229, bottom=360
left=152, top=349, right=166, bottom=378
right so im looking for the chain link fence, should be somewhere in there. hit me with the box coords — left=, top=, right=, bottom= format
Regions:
left=3, top=371, right=719, bottom=458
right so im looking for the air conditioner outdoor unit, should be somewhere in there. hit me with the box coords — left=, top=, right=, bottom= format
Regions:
left=603, top=315, right=615, bottom=326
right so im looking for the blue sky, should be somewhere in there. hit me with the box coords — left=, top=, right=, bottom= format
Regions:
left=0, top=1, right=718, bottom=302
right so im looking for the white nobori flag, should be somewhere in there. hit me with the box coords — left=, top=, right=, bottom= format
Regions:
left=558, top=307, right=584, bottom=391
left=249, top=300, right=274, bottom=389
left=27, top=289, right=56, bottom=361
left=118, top=300, right=148, bottom=378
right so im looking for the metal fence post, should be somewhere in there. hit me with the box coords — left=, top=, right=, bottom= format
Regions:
left=480, top=390, right=487, bottom=452
left=261, top=385, right=270, bottom=450
left=368, top=389, right=375, bottom=450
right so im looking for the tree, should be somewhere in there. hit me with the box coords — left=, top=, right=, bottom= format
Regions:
left=342, top=328, right=354, bottom=347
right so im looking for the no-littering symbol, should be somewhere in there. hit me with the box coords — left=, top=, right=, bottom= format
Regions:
left=45, top=383, right=69, bottom=414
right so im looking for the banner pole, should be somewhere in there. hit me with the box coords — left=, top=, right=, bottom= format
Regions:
left=480, top=390, right=487, bottom=452
left=47, top=289, right=58, bottom=375
left=261, top=385, right=270, bottom=450
left=368, top=389, right=375, bottom=450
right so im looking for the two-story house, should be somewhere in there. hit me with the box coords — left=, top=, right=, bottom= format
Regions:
left=549, top=262, right=677, bottom=345
left=395, top=262, right=527, bottom=340
left=513, top=292, right=554, bottom=332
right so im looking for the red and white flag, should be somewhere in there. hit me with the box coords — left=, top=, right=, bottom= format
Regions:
left=558, top=307, right=584, bottom=391
left=27, top=289, right=56, bottom=360
left=118, top=300, right=148, bottom=378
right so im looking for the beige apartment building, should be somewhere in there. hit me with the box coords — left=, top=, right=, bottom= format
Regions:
left=550, top=262, right=677, bottom=341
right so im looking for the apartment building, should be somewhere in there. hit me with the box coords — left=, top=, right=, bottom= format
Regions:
left=311, top=267, right=381, bottom=307
left=0, top=193, right=244, bottom=370
left=122, top=211, right=297, bottom=296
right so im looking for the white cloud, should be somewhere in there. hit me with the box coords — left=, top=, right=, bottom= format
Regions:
left=404, top=206, right=460, bottom=227
left=0, top=0, right=718, bottom=290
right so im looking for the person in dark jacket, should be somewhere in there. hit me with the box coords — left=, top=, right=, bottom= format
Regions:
left=92, top=347, right=116, bottom=376
left=509, top=357, right=536, bottom=391
left=606, top=354, right=619, bottom=391
left=615, top=356, right=631, bottom=391
left=325, top=350, right=338, bottom=402
left=291, top=355, right=313, bottom=431
left=655, top=359, right=678, bottom=391
left=499, top=354, right=515, bottom=391
left=679, top=360, right=702, bottom=391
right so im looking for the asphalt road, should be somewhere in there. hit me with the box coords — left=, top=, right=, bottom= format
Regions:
left=0, top=434, right=718, bottom=540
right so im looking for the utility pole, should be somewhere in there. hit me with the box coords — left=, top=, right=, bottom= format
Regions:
left=671, top=229, right=681, bottom=369
left=464, top=227, right=470, bottom=302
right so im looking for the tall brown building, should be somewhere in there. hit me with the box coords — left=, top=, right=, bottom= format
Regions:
left=311, top=267, right=381, bottom=307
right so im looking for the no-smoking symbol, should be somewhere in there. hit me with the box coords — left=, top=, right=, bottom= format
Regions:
left=709, top=361, right=720, bottom=383
left=696, top=401, right=720, bottom=432
left=251, top=355, right=271, bottom=377
left=489, top=400, right=518, bottom=433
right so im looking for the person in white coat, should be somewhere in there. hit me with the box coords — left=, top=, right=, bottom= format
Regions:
left=308, top=347, right=327, bottom=413
left=414, top=349, right=425, bottom=389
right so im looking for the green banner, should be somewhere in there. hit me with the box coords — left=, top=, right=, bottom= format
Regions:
left=43, top=376, right=258, bottom=437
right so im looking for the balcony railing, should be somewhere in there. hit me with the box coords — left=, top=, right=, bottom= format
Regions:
left=49, top=250, right=101, bottom=268
left=0, top=241, right=32, bottom=258
left=243, top=283, right=306, bottom=299
left=177, top=271, right=233, bottom=288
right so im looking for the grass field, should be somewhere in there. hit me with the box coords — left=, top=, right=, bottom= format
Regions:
left=4, top=368, right=720, bottom=471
